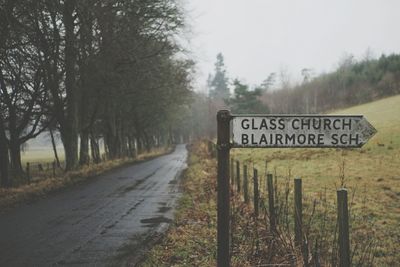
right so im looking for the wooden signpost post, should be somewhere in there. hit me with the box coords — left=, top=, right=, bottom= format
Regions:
left=216, top=110, right=377, bottom=267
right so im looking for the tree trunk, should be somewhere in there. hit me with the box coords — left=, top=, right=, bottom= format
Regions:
left=105, top=133, right=115, bottom=159
left=61, top=133, right=78, bottom=171
left=90, top=133, right=100, bottom=164
left=0, top=117, right=10, bottom=187
left=79, top=130, right=90, bottom=165
left=143, top=133, right=151, bottom=152
left=137, top=137, right=143, bottom=154
left=50, top=128, right=61, bottom=168
left=62, top=0, right=79, bottom=171
left=127, top=136, right=136, bottom=158
left=9, top=139, right=24, bottom=179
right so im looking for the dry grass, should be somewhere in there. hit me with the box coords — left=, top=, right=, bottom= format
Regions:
left=0, top=147, right=172, bottom=212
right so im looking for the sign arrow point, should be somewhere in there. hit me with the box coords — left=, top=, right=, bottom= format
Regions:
left=358, top=117, right=377, bottom=144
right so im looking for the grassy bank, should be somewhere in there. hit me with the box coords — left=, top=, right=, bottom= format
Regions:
left=0, top=146, right=173, bottom=212
left=231, top=95, right=400, bottom=266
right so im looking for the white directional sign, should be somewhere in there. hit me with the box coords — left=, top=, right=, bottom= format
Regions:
left=232, top=115, right=377, bottom=148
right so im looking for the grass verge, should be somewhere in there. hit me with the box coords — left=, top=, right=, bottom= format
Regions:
left=140, top=141, right=218, bottom=266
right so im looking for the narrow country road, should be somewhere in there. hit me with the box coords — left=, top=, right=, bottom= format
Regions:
left=0, top=145, right=188, bottom=267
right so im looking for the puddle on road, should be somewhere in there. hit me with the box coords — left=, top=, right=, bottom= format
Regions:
left=158, top=207, right=172, bottom=213
left=140, top=216, right=172, bottom=228
left=121, top=179, right=145, bottom=193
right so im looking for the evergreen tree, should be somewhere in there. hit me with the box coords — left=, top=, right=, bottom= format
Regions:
left=227, top=79, right=269, bottom=114
left=208, top=53, right=229, bottom=102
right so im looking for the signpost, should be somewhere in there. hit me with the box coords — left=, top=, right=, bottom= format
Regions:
left=216, top=111, right=376, bottom=267
left=232, top=115, right=377, bottom=148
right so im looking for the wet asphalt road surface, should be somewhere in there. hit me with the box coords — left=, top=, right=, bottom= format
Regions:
left=0, top=145, right=187, bottom=267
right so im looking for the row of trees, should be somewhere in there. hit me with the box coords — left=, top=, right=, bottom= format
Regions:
left=0, top=0, right=194, bottom=187
left=207, top=52, right=400, bottom=116
left=262, top=54, right=400, bottom=113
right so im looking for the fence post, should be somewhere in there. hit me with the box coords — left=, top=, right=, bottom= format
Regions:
left=230, top=158, right=234, bottom=186
left=253, top=168, right=259, bottom=218
left=212, top=143, right=217, bottom=158
left=264, top=160, right=268, bottom=196
left=337, top=188, right=350, bottom=267
left=243, top=165, right=249, bottom=203
left=294, top=178, right=302, bottom=247
left=216, top=110, right=231, bottom=267
left=26, top=162, right=30, bottom=182
left=274, top=169, right=278, bottom=204
left=236, top=160, right=241, bottom=193
left=267, top=173, right=276, bottom=233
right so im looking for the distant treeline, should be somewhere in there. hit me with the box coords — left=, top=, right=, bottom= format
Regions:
left=0, top=0, right=193, bottom=187
left=262, top=54, right=400, bottom=114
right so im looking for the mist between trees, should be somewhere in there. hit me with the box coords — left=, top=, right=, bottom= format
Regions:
left=0, top=0, right=196, bottom=187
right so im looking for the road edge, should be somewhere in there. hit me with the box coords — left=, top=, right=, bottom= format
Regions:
left=0, top=145, right=176, bottom=213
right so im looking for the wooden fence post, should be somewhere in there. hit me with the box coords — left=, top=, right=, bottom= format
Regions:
left=264, top=160, right=268, bottom=196
left=337, top=188, right=350, bottom=267
left=216, top=110, right=231, bottom=267
left=212, top=143, right=217, bottom=158
left=243, top=165, right=249, bottom=203
left=230, top=158, right=234, bottom=186
left=294, top=178, right=302, bottom=247
left=267, top=173, right=276, bottom=233
left=253, top=168, right=259, bottom=218
left=274, top=169, right=278, bottom=204
left=236, top=160, right=241, bottom=193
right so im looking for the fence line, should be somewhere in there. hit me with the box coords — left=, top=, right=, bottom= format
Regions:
left=228, top=156, right=351, bottom=267
left=205, top=141, right=352, bottom=266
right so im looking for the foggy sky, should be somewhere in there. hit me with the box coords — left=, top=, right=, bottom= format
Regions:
left=186, top=0, right=400, bottom=91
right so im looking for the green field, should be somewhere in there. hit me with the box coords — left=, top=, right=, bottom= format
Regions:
left=231, top=95, right=400, bottom=265
left=21, top=148, right=65, bottom=164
